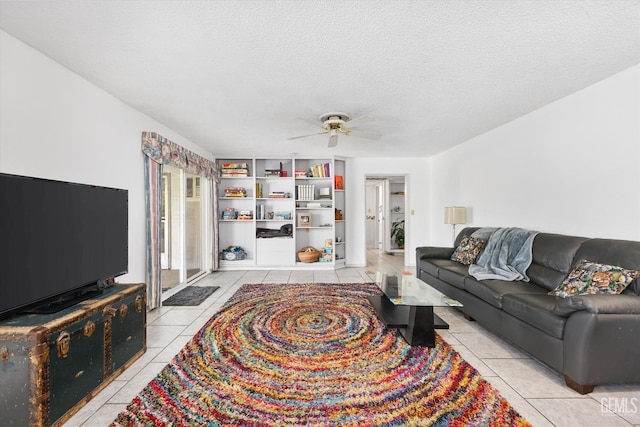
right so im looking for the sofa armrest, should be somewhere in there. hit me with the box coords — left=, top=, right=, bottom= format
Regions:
left=563, top=310, right=640, bottom=387
left=416, top=246, right=454, bottom=261
left=554, top=294, right=640, bottom=316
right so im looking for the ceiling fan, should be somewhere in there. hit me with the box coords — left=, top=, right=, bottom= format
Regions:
left=288, top=112, right=381, bottom=147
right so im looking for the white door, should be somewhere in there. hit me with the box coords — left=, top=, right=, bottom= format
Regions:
left=381, top=180, right=390, bottom=252
left=365, top=183, right=378, bottom=248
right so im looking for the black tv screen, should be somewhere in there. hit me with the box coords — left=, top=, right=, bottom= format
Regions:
left=0, top=173, right=128, bottom=319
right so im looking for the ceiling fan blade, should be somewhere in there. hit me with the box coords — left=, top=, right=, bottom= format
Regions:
left=346, top=115, right=375, bottom=126
left=328, top=133, right=338, bottom=147
left=288, top=131, right=328, bottom=141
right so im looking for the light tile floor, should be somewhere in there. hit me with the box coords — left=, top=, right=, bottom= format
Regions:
left=63, top=250, right=640, bottom=426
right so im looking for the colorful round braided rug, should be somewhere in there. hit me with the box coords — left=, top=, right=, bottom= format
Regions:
left=112, top=282, right=530, bottom=426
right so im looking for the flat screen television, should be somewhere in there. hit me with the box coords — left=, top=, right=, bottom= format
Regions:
left=0, top=173, right=128, bottom=320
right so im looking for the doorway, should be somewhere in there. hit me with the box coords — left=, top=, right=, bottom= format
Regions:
left=365, top=175, right=407, bottom=263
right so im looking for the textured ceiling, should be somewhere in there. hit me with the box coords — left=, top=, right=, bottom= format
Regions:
left=1, top=1, right=638, bottom=158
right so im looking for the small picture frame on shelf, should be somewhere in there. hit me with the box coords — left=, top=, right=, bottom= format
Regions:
left=298, top=212, right=312, bottom=227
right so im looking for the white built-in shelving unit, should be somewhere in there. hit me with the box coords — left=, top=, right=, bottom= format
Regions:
left=217, top=157, right=346, bottom=270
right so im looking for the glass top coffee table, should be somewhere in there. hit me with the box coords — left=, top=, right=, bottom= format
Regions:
left=366, top=271, right=462, bottom=347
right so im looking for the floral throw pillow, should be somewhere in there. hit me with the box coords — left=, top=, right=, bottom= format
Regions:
left=450, top=236, right=486, bottom=266
left=549, top=259, right=640, bottom=298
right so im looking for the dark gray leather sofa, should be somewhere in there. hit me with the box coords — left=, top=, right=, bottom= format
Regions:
left=416, top=227, right=640, bottom=394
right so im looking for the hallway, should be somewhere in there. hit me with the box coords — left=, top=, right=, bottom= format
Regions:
left=365, top=248, right=407, bottom=274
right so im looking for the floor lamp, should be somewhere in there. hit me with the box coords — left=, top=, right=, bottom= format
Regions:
left=444, top=206, right=466, bottom=245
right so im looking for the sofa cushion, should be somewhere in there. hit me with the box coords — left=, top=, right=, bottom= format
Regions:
left=419, top=259, right=441, bottom=278
left=431, top=261, right=468, bottom=289
left=549, top=259, right=640, bottom=298
left=463, top=277, right=548, bottom=308
left=450, top=236, right=486, bottom=265
left=526, top=233, right=589, bottom=291
left=502, top=294, right=568, bottom=339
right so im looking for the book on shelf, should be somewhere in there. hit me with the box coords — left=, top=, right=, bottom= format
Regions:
left=221, top=207, right=237, bottom=220
left=221, top=162, right=249, bottom=177
left=309, top=162, right=331, bottom=178
left=256, top=204, right=264, bottom=220
left=224, top=187, right=247, bottom=197
left=237, top=211, right=253, bottom=220
left=334, top=175, right=344, bottom=190
left=255, top=182, right=263, bottom=198
left=221, top=162, right=249, bottom=169
left=221, top=170, right=249, bottom=177
left=268, top=191, right=286, bottom=198
left=296, top=184, right=315, bottom=201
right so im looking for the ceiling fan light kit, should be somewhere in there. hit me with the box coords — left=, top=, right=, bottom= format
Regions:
left=328, top=129, right=338, bottom=148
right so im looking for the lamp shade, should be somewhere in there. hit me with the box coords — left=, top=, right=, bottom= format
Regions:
left=444, top=206, right=466, bottom=225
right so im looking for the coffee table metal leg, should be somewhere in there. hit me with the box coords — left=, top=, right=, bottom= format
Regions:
left=401, top=306, right=435, bottom=347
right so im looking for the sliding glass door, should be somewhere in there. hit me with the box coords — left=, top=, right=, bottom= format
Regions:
left=161, top=166, right=206, bottom=292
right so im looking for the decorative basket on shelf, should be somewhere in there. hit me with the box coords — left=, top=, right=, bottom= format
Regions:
left=297, top=246, right=320, bottom=263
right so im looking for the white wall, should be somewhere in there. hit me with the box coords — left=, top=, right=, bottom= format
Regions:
left=429, top=65, right=640, bottom=246
left=0, top=31, right=213, bottom=284
left=346, top=157, right=430, bottom=267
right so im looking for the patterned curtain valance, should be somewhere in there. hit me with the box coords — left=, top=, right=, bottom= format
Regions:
left=142, top=132, right=218, bottom=179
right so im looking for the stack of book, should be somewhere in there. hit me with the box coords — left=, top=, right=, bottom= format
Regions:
left=268, top=191, right=286, bottom=198
left=224, top=187, right=247, bottom=197
left=220, top=162, right=249, bottom=177
left=296, top=184, right=315, bottom=201
left=221, top=208, right=237, bottom=220
left=237, top=210, right=253, bottom=220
